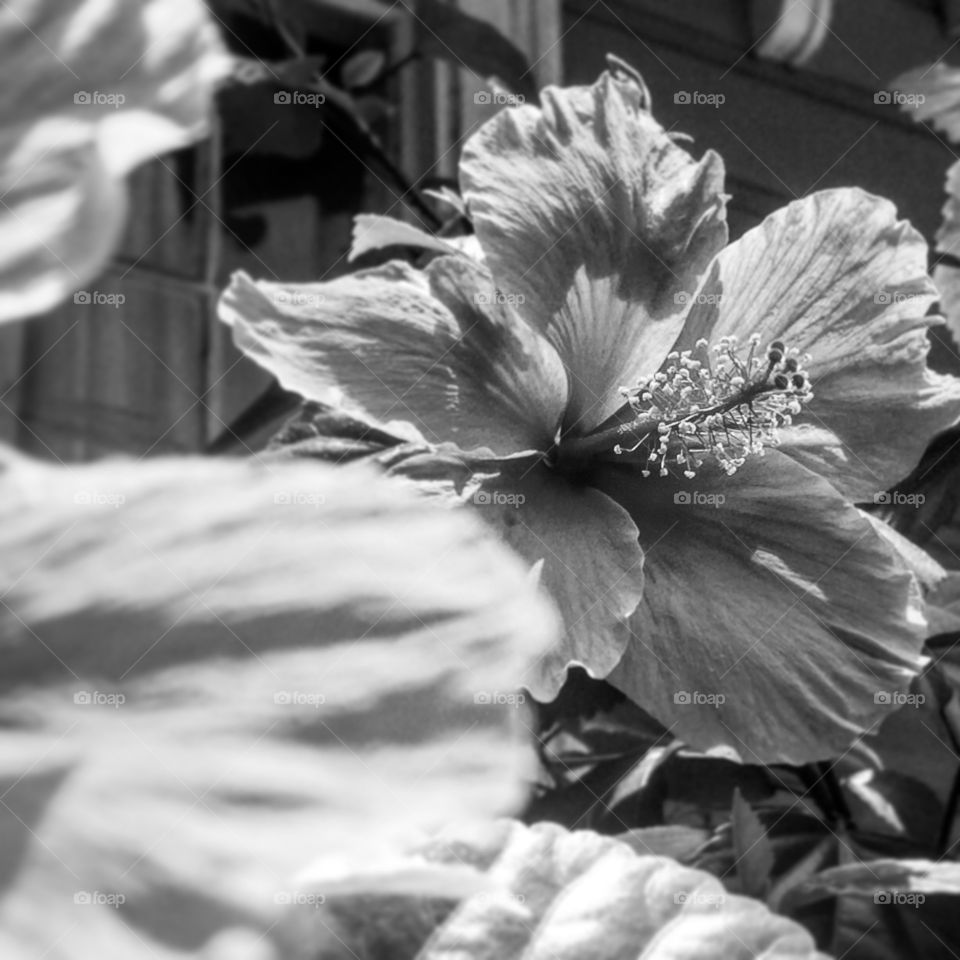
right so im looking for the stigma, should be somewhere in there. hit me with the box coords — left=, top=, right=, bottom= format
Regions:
left=613, top=334, right=813, bottom=478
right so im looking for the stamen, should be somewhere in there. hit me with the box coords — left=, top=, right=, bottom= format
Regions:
left=614, top=337, right=814, bottom=478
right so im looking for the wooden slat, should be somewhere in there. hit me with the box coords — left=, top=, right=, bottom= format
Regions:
left=11, top=152, right=214, bottom=461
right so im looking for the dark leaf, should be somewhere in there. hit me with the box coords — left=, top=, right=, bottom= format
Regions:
left=731, top=788, right=775, bottom=899
left=412, top=0, right=537, bottom=100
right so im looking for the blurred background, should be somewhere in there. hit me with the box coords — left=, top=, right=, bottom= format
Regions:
left=4, top=0, right=958, bottom=461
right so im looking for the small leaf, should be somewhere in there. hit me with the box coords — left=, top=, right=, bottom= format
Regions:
left=731, top=788, right=775, bottom=899
left=412, top=0, right=537, bottom=100
left=341, top=49, right=387, bottom=89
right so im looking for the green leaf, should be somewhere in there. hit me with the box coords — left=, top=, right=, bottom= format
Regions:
left=0, top=452, right=557, bottom=958
left=341, top=49, right=388, bottom=89
left=731, top=788, right=775, bottom=900
left=412, top=0, right=537, bottom=100
left=320, top=820, right=829, bottom=959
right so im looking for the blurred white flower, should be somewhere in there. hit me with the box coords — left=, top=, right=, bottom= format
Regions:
left=0, top=0, right=231, bottom=322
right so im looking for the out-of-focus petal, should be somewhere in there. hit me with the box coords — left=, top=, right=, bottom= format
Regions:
left=460, top=63, right=727, bottom=433
left=596, top=451, right=928, bottom=764
left=672, top=188, right=960, bottom=501
left=470, top=463, right=644, bottom=699
left=219, top=259, right=569, bottom=456
left=0, top=451, right=558, bottom=959
left=0, top=0, right=230, bottom=322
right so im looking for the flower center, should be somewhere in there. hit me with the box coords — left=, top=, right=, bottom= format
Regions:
left=612, top=334, right=813, bottom=478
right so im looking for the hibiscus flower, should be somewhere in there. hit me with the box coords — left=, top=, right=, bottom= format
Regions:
left=218, top=59, right=960, bottom=763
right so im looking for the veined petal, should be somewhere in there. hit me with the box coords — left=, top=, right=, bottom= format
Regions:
left=460, top=64, right=727, bottom=433
left=596, top=452, right=928, bottom=764
left=470, top=465, right=644, bottom=699
left=219, top=257, right=568, bottom=456
left=673, top=188, right=960, bottom=500
left=0, top=452, right=557, bottom=958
